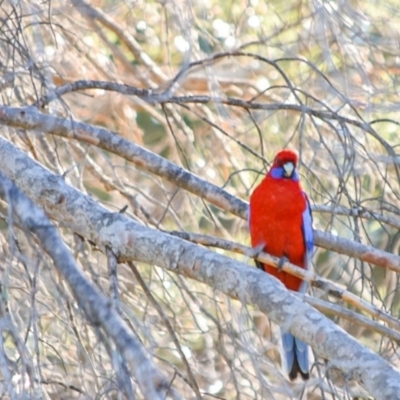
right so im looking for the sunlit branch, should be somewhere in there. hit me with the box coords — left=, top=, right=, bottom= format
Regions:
left=0, top=105, right=399, bottom=274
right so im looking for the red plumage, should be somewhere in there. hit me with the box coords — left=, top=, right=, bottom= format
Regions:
left=249, top=149, right=307, bottom=291
left=249, top=149, right=312, bottom=380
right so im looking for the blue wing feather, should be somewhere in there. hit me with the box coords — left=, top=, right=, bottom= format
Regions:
left=302, top=192, right=314, bottom=267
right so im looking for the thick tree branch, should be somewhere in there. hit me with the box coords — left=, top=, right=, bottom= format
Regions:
left=168, top=231, right=400, bottom=333
left=0, top=105, right=399, bottom=273
left=0, top=172, right=180, bottom=400
left=0, top=137, right=399, bottom=399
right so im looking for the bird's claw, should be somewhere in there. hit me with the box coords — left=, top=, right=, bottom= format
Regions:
left=277, top=255, right=289, bottom=272
left=248, top=243, right=265, bottom=259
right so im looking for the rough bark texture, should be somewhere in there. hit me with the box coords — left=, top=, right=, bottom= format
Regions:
left=0, top=105, right=399, bottom=273
left=0, top=157, right=180, bottom=400
left=0, top=136, right=399, bottom=399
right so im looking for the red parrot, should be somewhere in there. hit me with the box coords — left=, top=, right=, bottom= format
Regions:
left=249, top=149, right=313, bottom=380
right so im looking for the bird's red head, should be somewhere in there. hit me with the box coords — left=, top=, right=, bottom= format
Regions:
left=272, top=149, right=299, bottom=168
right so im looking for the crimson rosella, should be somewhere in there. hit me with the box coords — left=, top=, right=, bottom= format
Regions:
left=249, top=149, right=313, bottom=380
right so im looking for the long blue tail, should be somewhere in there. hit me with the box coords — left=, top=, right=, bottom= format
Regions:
left=281, top=331, right=309, bottom=380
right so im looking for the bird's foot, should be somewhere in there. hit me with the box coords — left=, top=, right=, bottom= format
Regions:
left=248, top=243, right=265, bottom=259
left=277, top=255, right=289, bottom=272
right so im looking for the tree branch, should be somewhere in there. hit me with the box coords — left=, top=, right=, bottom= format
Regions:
left=167, top=230, right=400, bottom=333
left=0, top=105, right=399, bottom=273
left=0, top=136, right=399, bottom=399
left=0, top=170, right=181, bottom=400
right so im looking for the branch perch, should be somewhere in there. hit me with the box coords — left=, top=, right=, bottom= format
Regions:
left=0, top=105, right=399, bottom=273
left=0, top=137, right=399, bottom=399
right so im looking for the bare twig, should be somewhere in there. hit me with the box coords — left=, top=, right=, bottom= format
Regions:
left=106, top=246, right=120, bottom=307
left=128, top=262, right=202, bottom=399
left=303, top=295, right=400, bottom=343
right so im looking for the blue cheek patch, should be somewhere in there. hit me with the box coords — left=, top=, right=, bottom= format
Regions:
left=271, top=167, right=284, bottom=179
left=270, top=167, right=299, bottom=181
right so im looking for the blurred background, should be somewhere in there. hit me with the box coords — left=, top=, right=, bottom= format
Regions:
left=1, top=0, right=400, bottom=398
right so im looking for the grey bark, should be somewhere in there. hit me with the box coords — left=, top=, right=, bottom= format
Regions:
left=0, top=157, right=180, bottom=400
left=0, top=105, right=399, bottom=273
left=0, top=134, right=399, bottom=399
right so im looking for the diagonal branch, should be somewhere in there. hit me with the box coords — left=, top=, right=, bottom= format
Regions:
left=0, top=171, right=181, bottom=400
left=0, top=105, right=399, bottom=273
left=167, top=231, right=400, bottom=333
left=0, top=136, right=399, bottom=399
